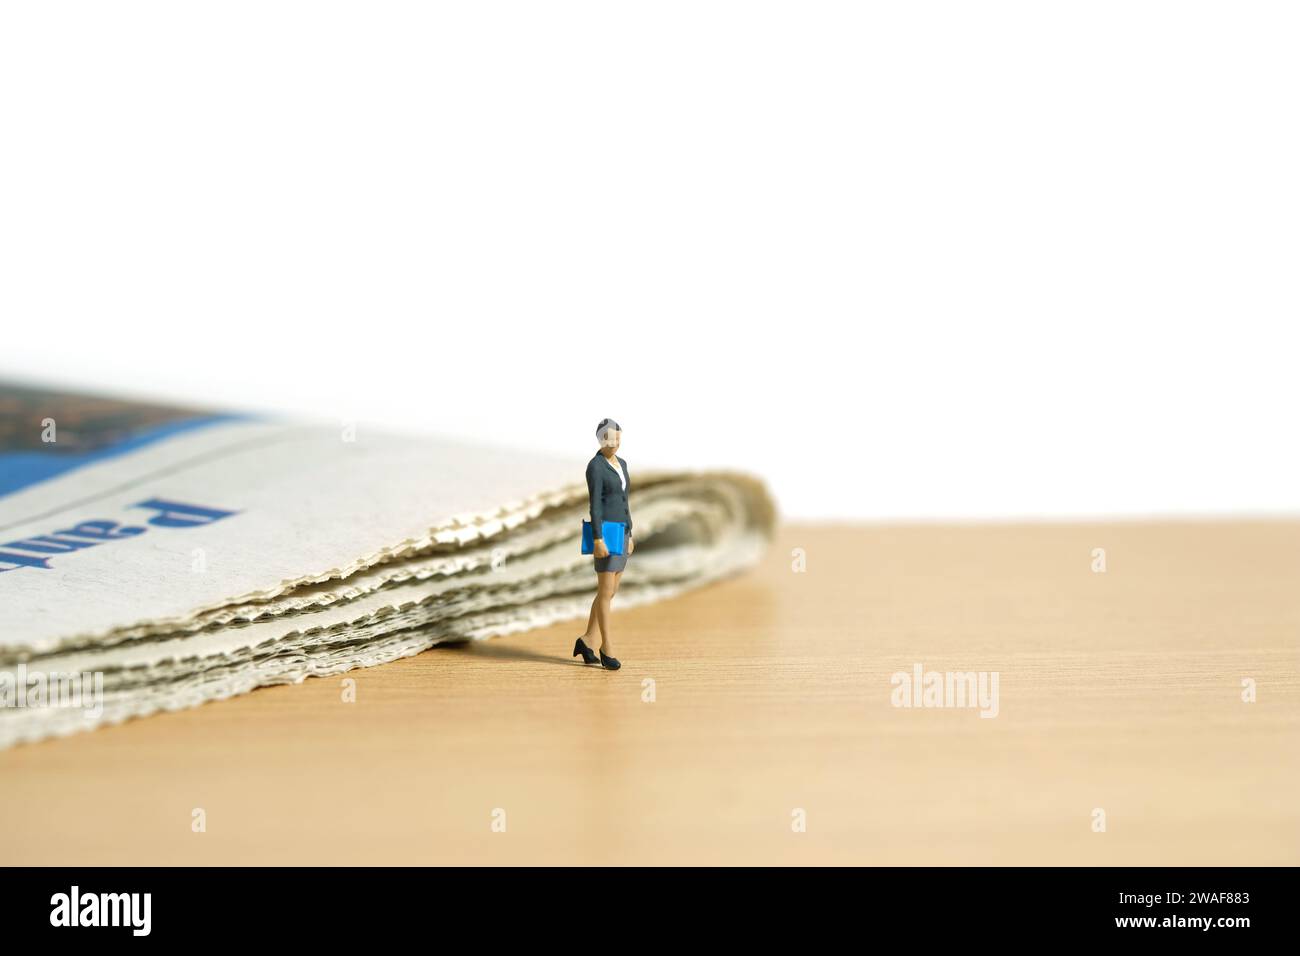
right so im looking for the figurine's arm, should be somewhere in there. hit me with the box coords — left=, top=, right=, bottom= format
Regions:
left=623, top=460, right=632, bottom=538
left=586, top=459, right=605, bottom=538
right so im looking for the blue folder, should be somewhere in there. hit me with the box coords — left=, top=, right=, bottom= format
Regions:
left=581, top=520, right=626, bottom=555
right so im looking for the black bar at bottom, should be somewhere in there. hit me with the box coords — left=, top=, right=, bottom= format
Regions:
left=0, top=866, right=1285, bottom=942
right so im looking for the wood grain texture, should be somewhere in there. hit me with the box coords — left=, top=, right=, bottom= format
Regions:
left=2, top=522, right=1297, bottom=865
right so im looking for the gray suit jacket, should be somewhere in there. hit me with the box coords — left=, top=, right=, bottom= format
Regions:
left=586, top=453, right=631, bottom=539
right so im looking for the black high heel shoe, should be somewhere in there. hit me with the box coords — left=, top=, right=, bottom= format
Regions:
left=600, top=651, right=621, bottom=671
left=573, top=638, right=600, bottom=665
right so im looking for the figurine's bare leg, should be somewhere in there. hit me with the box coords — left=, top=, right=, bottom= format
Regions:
left=580, top=598, right=599, bottom=643
left=594, top=570, right=618, bottom=655
left=612, top=570, right=623, bottom=600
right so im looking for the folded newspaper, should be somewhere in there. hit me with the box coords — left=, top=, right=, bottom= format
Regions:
left=0, top=385, right=775, bottom=747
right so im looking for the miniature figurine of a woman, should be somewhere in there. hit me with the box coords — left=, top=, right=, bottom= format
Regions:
left=574, top=418, right=633, bottom=670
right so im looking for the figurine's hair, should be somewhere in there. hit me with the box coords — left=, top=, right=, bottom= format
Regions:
left=596, top=418, right=622, bottom=442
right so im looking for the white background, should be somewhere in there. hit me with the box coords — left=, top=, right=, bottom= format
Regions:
left=2, top=2, right=1297, bottom=520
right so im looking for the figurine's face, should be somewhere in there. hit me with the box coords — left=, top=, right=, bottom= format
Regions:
left=600, top=428, right=621, bottom=452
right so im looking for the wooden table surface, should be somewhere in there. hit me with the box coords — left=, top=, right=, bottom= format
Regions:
left=3, top=522, right=1297, bottom=865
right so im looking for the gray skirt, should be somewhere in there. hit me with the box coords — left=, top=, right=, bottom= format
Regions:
left=594, top=551, right=629, bottom=573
